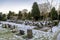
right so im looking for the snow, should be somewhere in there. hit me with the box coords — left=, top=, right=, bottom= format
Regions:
left=0, top=21, right=60, bottom=40
left=0, top=21, right=35, bottom=29
left=57, top=33, right=60, bottom=40
left=52, top=26, right=59, bottom=33
left=0, top=21, right=36, bottom=34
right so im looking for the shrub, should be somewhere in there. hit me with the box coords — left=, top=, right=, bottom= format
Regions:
left=53, top=21, right=59, bottom=26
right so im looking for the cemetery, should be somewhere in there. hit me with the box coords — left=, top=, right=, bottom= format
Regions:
left=0, top=20, right=59, bottom=40
left=0, top=0, right=60, bottom=40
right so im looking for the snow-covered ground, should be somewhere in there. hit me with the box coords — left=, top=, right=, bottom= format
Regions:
left=0, top=21, right=60, bottom=40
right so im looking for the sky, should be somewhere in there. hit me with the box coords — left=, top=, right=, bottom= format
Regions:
left=0, top=0, right=60, bottom=13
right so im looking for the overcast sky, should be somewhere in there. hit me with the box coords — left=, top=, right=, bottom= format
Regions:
left=0, top=0, right=60, bottom=13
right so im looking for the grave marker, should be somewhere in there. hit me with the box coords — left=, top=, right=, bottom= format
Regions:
left=27, top=29, right=33, bottom=39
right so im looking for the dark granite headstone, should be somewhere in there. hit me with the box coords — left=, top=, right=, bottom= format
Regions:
left=19, top=30, right=25, bottom=35
left=8, top=24, right=11, bottom=28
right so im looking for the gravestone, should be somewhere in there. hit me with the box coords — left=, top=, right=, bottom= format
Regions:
left=6, top=24, right=9, bottom=28
left=27, top=29, right=33, bottom=39
left=25, top=21, right=27, bottom=25
left=40, top=22, right=43, bottom=26
left=19, top=30, right=25, bottom=35
left=10, top=25, right=15, bottom=30
left=2, top=24, right=7, bottom=28
left=11, top=29, right=17, bottom=33
left=8, top=24, right=11, bottom=28
left=16, top=30, right=25, bottom=36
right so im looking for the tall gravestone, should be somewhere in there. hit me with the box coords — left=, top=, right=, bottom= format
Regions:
left=6, top=24, right=8, bottom=28
left=27, top=29, right=33, bottom=39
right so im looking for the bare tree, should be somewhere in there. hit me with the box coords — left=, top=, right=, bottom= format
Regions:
left=47, top=0, right=53, bottom=32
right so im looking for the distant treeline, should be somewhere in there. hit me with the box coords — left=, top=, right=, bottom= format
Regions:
left=0, top=2, right=60, bottom=21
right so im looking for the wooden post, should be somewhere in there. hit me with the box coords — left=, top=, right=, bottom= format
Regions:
left=27, top=29, right=33, bottom=39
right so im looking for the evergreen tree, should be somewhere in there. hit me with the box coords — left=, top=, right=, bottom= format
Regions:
left=2, top=14, right=7, bottom=21
left=49, top=7, right=58, bottom=20
left=31, top=2, right=40, bottom=21
left=59, top=15, right=60, bottom=20
left=58, top=11, right=60, bottom=20
left=0, top=12, right=3, bottom=20
left=17, top=11, right=22, bottom=20
left=7, top=11, right=14, bottom=19
left=27, top=12, right=31, bottom=20
left=0, top=12, right=7, bottom=21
